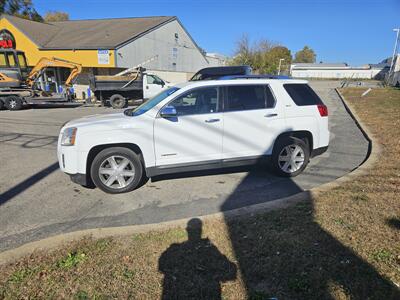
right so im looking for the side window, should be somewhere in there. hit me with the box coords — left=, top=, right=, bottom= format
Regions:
left=168, top=87, right=219, bottom=116
left=6, top=53, right=17, bottom=67
left=147, top=75, right=164, bottom=85
left=0, top=54, right=6, bottom=67
left=147, top=75, right=156, bottom=84
left=283, top=84, right=323, bottom=106
left=153, top=75, right=164, bottom=85
left=17, top=53, right=27, bottom=68
left=225, top=85, right=267, bottom=112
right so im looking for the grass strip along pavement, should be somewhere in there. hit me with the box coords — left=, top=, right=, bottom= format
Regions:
left=0, top=87, right=399, bottom=299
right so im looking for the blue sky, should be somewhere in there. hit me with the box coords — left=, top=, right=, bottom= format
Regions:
left=34, top=0, right=399, bottom=65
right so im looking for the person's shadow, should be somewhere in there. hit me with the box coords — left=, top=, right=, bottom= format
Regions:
left=159, top=218, right=237, bottom=300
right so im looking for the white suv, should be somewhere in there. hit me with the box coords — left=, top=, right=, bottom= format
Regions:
left=58, top=77, right=329, bottom=194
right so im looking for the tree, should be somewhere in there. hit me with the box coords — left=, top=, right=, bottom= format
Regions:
left=294, top=46, right=316, bottom=63
left=0, top=0, right=43, bottom=22
left=229, top=34, right=292, bottom=74
left=44, top=11, right=69, bottom=22
left=229, top=34, right=253, bottom=66
left=262, top=46, right=292, bottom=74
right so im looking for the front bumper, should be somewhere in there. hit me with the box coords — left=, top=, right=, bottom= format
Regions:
left=68, top=173, right=88, bottom=186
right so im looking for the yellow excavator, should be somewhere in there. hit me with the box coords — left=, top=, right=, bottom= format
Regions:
left=25, top=56, right=82, bottom=88
left=0, top=49, right=82, bottom=110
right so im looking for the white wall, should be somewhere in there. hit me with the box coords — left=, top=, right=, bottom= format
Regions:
left=115, top=19, right=209, bottom=73
left=146, top=69, right=193, bottom=85
left=206, top=54, right=227, bottom=67
left=291, top=68, right=384, bottom=79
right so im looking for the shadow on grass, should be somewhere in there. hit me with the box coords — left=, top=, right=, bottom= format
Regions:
left=220, top=173, right=400, bottom=299
left=159, top=218, right=237, bottom=299
left=158, top=171, right=399, bottom=299
left=386, top=218, right=400, bottom=230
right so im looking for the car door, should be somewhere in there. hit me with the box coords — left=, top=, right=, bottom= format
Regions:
left=144, top=75, right=166, bottom=99
left=154, top=86, right=223, bottom=166
left=222, top=84, right=283, bottom=160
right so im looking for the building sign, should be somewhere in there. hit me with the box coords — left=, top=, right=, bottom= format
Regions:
left=97, top=49, right=109, bottom=65
left=0, top=29, right=16, bottom=49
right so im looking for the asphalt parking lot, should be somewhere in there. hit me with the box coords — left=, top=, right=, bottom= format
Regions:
left=0, top=81, right=369, bottom=252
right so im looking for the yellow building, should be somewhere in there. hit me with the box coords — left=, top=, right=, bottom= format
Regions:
left=0, top=14, right=209, bottom=96
left=0, top=14, right=208, bottom=72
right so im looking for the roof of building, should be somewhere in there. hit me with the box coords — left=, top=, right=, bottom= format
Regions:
left=1, top=14, right=175, bottom=49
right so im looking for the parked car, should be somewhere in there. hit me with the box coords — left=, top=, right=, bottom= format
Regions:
left=58, top=76, right=329, bottom=194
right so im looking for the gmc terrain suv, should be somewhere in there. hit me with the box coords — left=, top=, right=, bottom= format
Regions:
left=58, top=76, right=329, bottom=194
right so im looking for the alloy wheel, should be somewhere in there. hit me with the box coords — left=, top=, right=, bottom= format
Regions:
left=98, top=155, right=135, bottom=189
left=278, top=144, right=305, bottom=174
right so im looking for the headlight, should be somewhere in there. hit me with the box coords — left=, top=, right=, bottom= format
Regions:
left=61, top=127, right=77, bottom=146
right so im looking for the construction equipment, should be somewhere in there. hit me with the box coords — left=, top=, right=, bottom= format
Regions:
left=25, top=57, right=82, bottom=88
left=0, top=49, right=82, bottom=110
left=0, top=48, right=29, bottom=88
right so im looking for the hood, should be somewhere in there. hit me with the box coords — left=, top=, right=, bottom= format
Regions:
left=65, top=113, right=125, bottom=128
left=61, top=111, right=153, bottom=134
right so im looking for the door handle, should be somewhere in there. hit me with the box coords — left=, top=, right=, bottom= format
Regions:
left=264, top=113, right=278, bottom=117
left=146, top=86, right=149, bottom=89
left=205, top=118, right=220, bottom=123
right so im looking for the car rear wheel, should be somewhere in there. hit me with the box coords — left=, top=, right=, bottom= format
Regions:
left=90, top=147, right=143, bottom=194
left=272, top=136, right=309, bottom=177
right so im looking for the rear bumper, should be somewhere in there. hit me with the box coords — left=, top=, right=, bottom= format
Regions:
left=311, top=146, right=328, bottom=158
left=68, top=173, right=87, bottom=186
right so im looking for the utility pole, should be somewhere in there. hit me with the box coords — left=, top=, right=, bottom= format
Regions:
left=278, top=58, right=285, bottom=75
left=388, top=28, right=400, bottom=78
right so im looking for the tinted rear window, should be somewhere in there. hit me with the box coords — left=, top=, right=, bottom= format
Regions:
left=283, top=84, right=323, bottom=106
left=225, top=85, right=275, bottom=111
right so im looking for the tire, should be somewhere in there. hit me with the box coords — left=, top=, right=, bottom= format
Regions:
left=110, top=94, right=127, bottom=109
left=0, top=98, right=4, bottom=110
left=271, top=136, right=310, bottom=177
left=90, top=147, right=144, bottom=194
left=5, top=96, right=23, bottom=111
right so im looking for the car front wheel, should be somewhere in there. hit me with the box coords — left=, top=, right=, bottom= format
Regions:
left=272, top=136, right=309, bottom=177
left=90, top=147, right=144, bottom=194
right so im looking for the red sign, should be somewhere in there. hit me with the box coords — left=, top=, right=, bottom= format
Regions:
left=0, top=29, right=16, bottom=49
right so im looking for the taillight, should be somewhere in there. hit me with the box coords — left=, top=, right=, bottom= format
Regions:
left=317, top=104, right=328, bottom=117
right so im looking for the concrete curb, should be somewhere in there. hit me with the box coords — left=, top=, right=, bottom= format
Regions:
left=0, top=88, right=381, bottom=265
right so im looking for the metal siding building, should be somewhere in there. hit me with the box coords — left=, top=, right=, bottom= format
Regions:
left=115, top=18, right=208, bottom=73
left=290, top=63, right=388, bottom=79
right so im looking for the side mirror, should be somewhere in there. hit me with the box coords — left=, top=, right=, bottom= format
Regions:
left=160, top=105, right=177, bottom=118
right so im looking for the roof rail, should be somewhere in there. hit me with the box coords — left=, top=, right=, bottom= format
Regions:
left=217, top=74, right=292, bottom=80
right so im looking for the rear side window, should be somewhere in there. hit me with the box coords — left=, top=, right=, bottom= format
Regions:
left=283, top=84, right=323, bottom=106
left=225, top=85, right=275, bottom=112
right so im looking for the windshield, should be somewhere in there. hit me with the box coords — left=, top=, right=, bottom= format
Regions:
left=124, top=87, right=180, bottom=116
